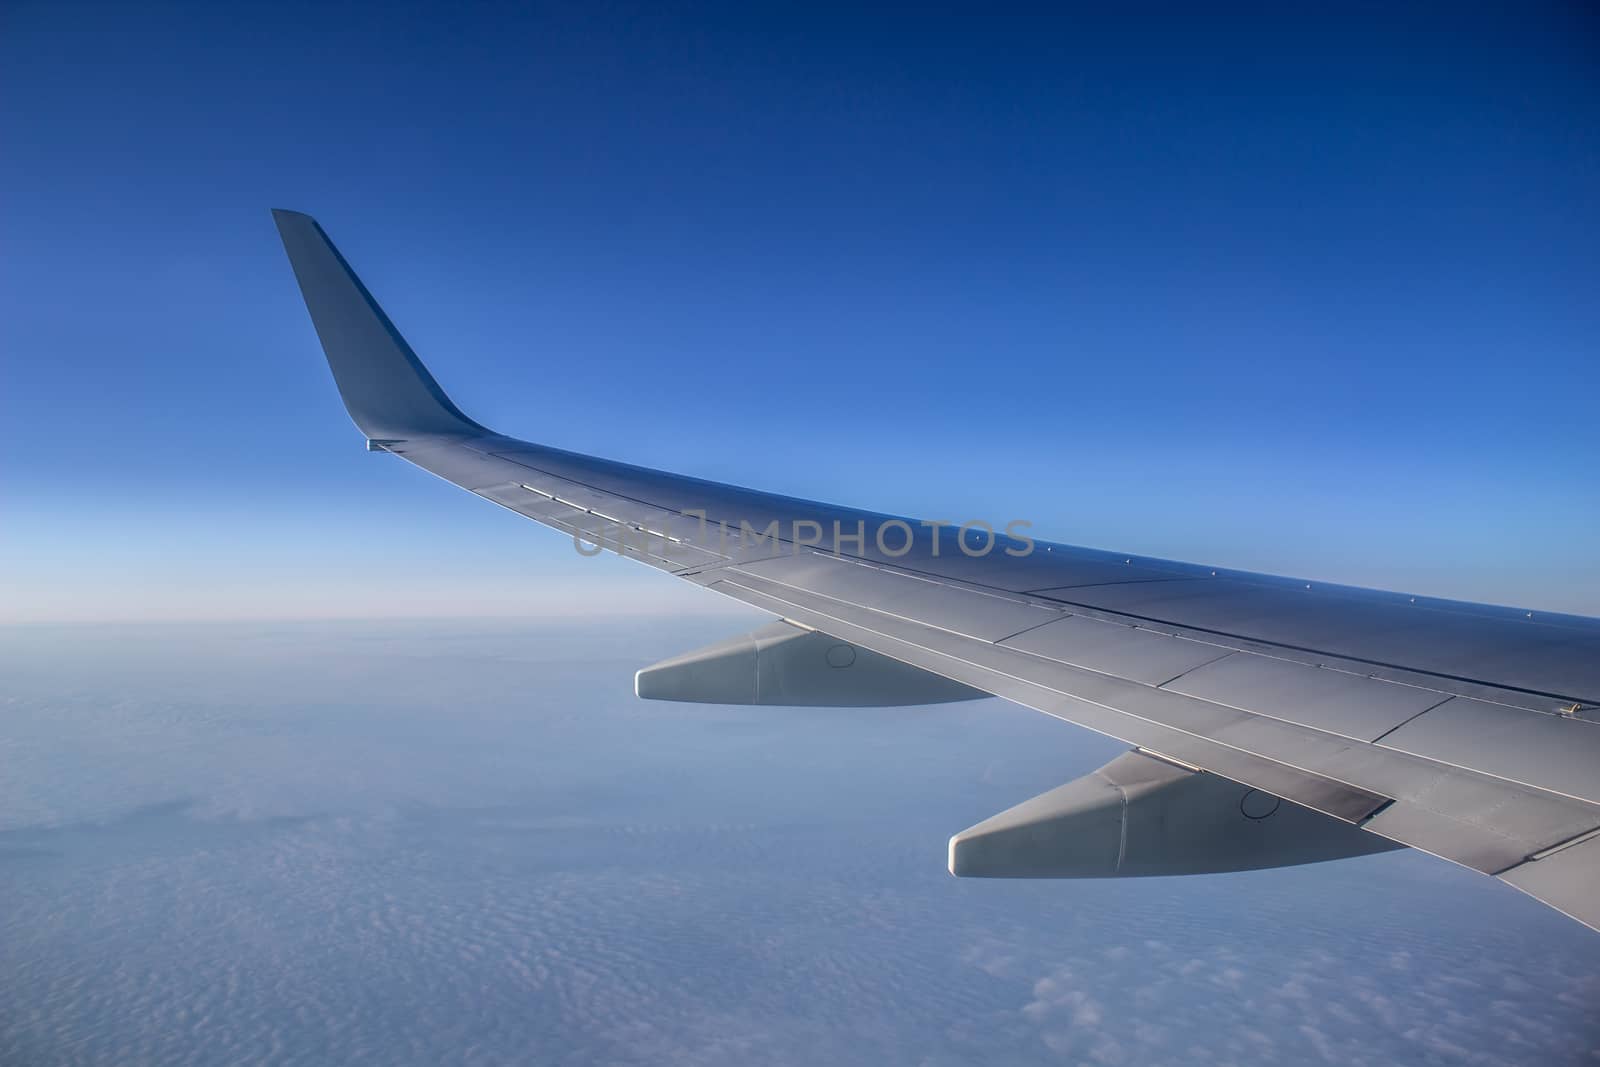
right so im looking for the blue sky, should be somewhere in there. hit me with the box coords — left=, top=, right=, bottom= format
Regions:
left=3, top=3, right=1596, bottom=621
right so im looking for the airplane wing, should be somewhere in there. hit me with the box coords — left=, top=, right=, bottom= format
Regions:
left=274, top=209, right=1600, bottom=931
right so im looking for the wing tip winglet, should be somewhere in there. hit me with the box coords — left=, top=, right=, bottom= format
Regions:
left=273, top=210, right=488, bottom=442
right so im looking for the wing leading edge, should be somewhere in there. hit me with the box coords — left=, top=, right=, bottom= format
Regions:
left=273, top=209, right=1600, bottom=932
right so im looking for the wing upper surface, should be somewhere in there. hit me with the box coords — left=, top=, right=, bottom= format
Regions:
left=275, top=211, right=1600, bottom=931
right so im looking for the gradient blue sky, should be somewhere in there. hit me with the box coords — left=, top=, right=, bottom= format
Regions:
left=3, top=3, right=1596, bottom=621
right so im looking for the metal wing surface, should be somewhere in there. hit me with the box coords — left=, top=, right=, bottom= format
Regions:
left=274, top=210, right=1600, bottom=930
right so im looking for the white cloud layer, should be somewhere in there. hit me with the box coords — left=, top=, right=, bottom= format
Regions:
left=2, top=621, right=1596, bottom=1064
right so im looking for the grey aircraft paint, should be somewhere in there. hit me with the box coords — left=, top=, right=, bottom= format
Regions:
left=274, top=209, right=1600, bottom=932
